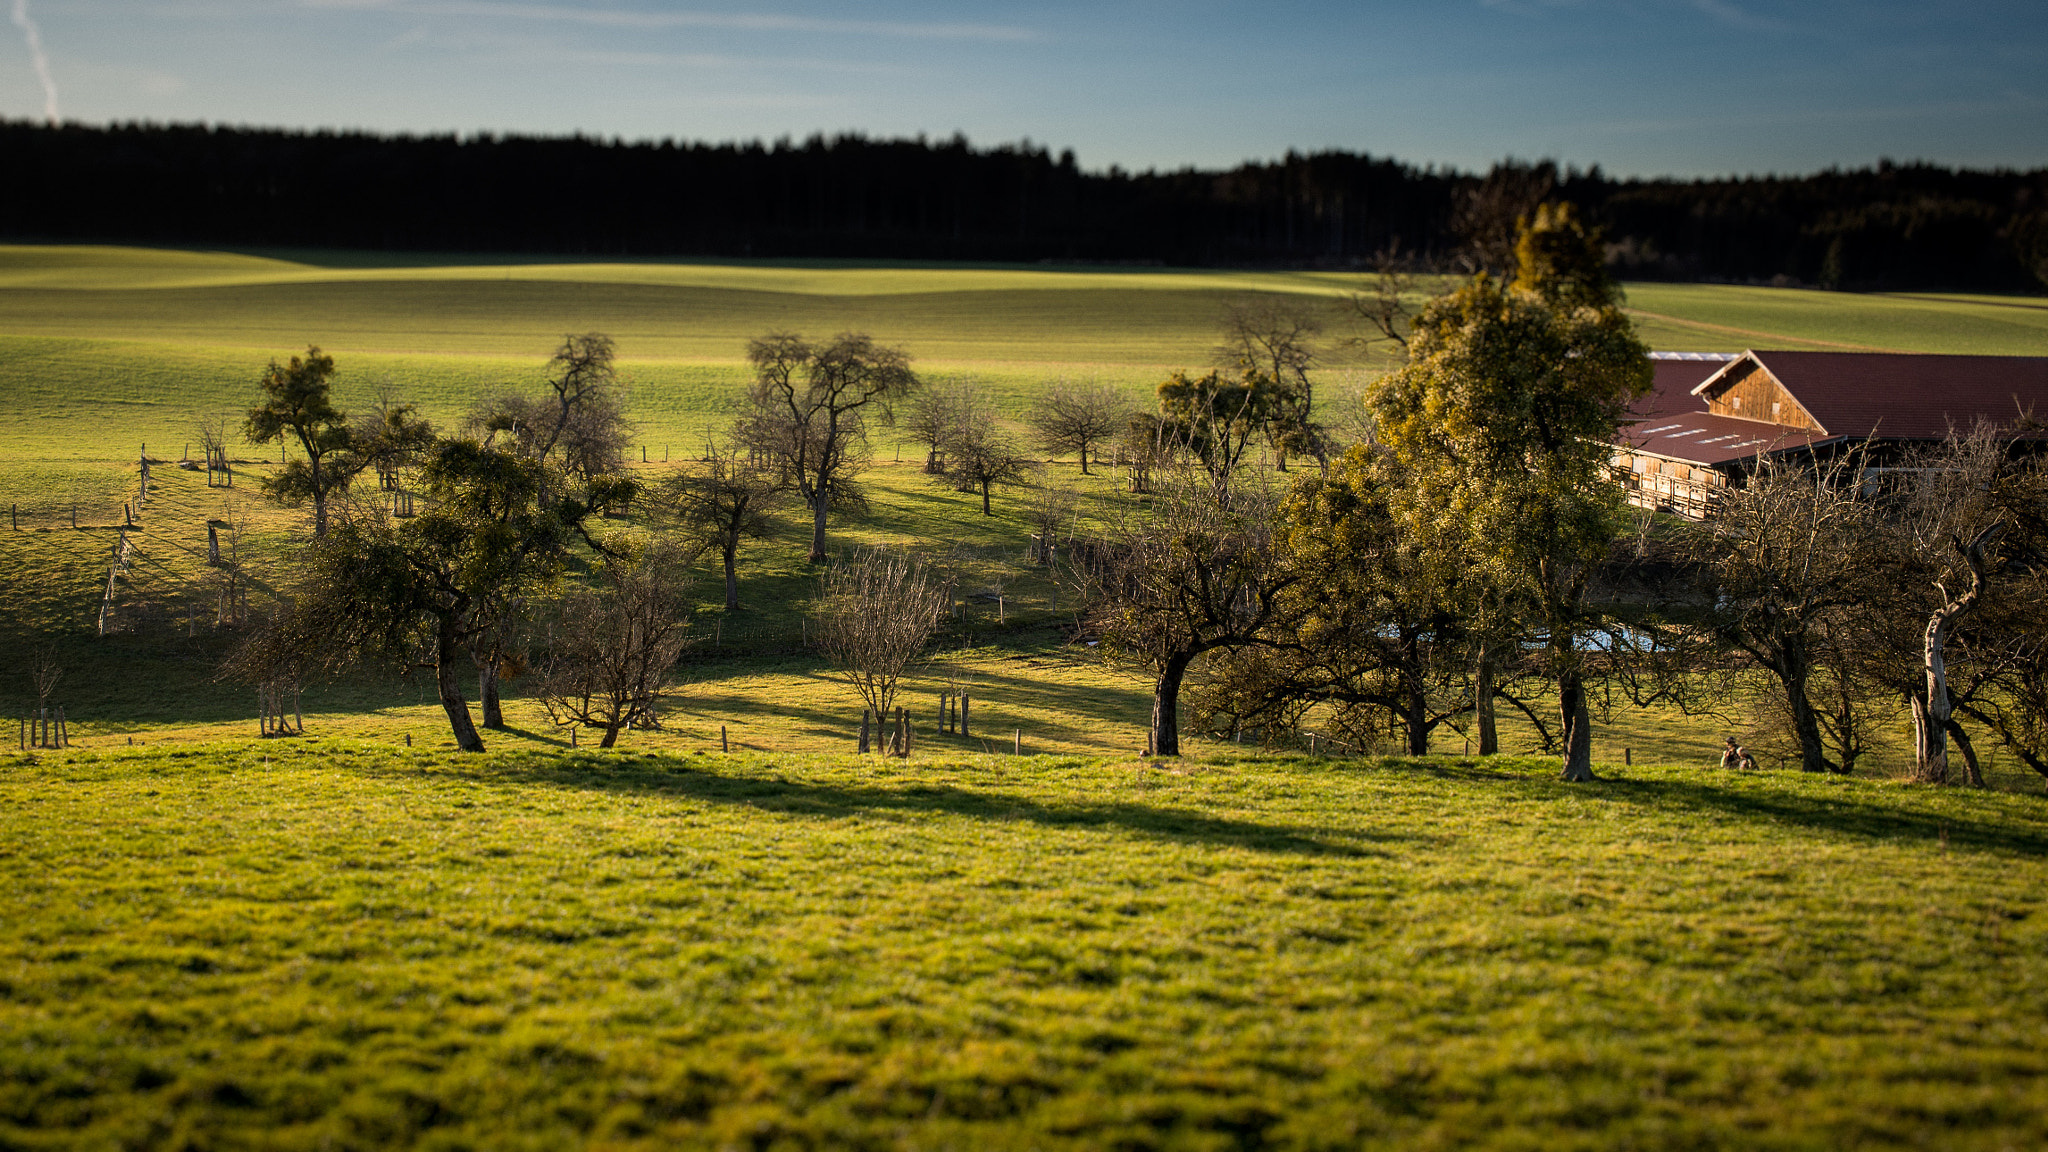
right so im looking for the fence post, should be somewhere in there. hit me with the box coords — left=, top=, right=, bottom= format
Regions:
left=1014, top=729, right=1021, bottom=756
left=721, top=725, right=728, bottom=753
left=859, top=709, right=870, bottom=753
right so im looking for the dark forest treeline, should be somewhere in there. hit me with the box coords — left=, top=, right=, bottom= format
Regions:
left=5, top=120, right=2046, bottom=291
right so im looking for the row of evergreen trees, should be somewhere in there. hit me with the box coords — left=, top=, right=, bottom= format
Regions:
left=5, top=121, right=2044, bottom=290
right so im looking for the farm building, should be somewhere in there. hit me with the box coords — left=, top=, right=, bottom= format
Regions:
left=1614, top=350, right=2048, bottom=517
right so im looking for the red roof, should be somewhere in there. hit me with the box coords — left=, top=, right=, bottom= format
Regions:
left=1620, top=356, right=1819, bottom=466
left=1699, top=351, right=2048, bottom=440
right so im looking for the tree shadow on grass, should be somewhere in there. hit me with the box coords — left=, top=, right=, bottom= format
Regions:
left=1395, top=757, right=2048, bottom=858
left=424, top=755, right=1414, bottom=858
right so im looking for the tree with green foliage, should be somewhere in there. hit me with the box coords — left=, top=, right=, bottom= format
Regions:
left=232, top=438, right=635, bottom=752
left=1217, top=299, right=1323, bottom=471
left=1156, top=367, right=1278, bottom=499
left=245, top=346, right=354, bottom=537
left=1071, top=467, right=1297, bottom=757
left=1198, top=445, right=1468, bottom=755
left=1368, top=237, right=1649, bottom=780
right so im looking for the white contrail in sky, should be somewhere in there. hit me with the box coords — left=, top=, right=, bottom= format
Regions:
left=11, top=0, right=59, bottom=124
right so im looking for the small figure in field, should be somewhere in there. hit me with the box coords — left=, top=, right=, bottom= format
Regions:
left=1721, top=736, right=1758, bottom=771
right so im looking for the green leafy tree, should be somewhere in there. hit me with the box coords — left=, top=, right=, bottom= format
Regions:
left=1368, top=269, right=1649, bottom=781
left=1199, top=445, right=1468, bottom=755
left=245, top=346, right=355, bottom=537
left=232, top=439, right=634, bottom=752
left=1511, top=201, right=1620, bottom=311
left=1156, top=367, right=1278, bottom=499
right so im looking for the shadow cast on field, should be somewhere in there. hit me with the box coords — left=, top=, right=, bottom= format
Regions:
left=432, top=757, right=1406, bottom=858
left=1394, top=757, right=2048, bottom=858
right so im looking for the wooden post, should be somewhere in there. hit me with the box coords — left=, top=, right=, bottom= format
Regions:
left=905, top=709, right=913, bottom=756
left=960, top=694, right=970, bottom=739
left=571, top=726, right=578, bottom=747
left=1014, top=729, right=1021, bottom=756
left=1310, top=732, right=1319, bottom=756
left=208, top=525, right=220, bottom=564
left=641, top=446, right=647, bottom=463
left=57, top=709, right=64, bottom=748
left=70, top=503, right=76, bottom=528
left=1624, top=747, right=1632, bottom=766
left=859, top=709, right=870, bottom=753
left=721, top=725, right=729, bottom=753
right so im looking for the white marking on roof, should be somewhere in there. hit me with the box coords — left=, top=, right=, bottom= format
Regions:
left=1649, top=351, right=1742, bottom=361
left=1637, top=423, right=1684, bottom=434
left=1660, top=429, right=1709, bottom=438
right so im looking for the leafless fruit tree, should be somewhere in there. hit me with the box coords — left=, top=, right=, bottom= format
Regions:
left=1027, top=378, right=1130, bottom=475
left=654, top=440, right=788, bottom=611
left=734, top=331, right=919, bottom=562
left=535, top=546, right=698, bottom=748
left=814, top=549, right=951, bottom=730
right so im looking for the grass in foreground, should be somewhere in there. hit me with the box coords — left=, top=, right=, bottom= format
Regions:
left=4, top=743, right=2046, bottom=1149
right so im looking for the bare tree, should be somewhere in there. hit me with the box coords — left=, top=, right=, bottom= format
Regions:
left=1028, top=378, right=1129, bottom=475
left=1860, top=426, right=2048, bottom=784
left=1342, top=248, right=1425, bottom=356
left=28, top=645, right=61, bottom=718
left=1023, top=478, right=1079, bottom=564
left=938, top=419, right=1030, bottom=515
left=735, top=332, right=919, bottom=562
left=1218, top=299, right=1322, bottom=470
left=905, top=384, right=968, bottom=474
left=1448, top=161, right=1557, bottom=275
left=814, top=550, right=951, bottom=730
left=654, top=440, right=788, bottom=611
left=1684, top=452, right=1871, bottom=774
left=1068, top=467, right=1297, bottom=757
left=468, top=333, right=631, bottom=483
left=1118, top=412, right=1172, bottom=495
left=535, top=546, right=698, bottom=748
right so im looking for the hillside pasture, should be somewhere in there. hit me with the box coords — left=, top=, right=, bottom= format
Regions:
left=4, top=743, right=2046, bottom=1149
left=2, top=245, right=2046, bottom=779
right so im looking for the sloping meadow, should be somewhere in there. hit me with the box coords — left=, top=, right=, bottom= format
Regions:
left=3, top=743, right=2045, bottom=1149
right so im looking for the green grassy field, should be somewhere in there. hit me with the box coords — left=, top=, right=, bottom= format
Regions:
left=4, top=742, right=2046, bottom=1149
left=2, top=244, right=2046, bottom=777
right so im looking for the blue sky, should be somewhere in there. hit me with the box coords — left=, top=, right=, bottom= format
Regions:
left=6, top=1, right=2045, bottom=176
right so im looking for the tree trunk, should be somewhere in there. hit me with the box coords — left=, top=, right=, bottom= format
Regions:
left=310, top=452, right=327, bottom=538
left=600, top=721, right=623, bottom=749
left=1944, top=718, right=1985, bottom=787
left=1910, top=691, right=1945, bottom=785
left=723, top=539, right=740, bottom=611
left=479, top=661, right=504, bottom=729
left=436, top=619, right=486, bottom=752
left=980, top=481, right=992, bottom=516
left=1474, top=644, right=1499, bottom=756
left=1151, top=653, right=1192, bottom=757
left=809, top=491, right=829, bottom=563
left=1776, top=646, right=1833, bottom=773
left=1558, top=666, right=1594, bottom=782
left=1400, top=634, right=1428, bottom=755
left=1919, top=524, right=1999, bottom=783
left=1079, top=443, right=1090, bottom=475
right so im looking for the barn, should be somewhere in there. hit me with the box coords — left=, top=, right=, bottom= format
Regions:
left=1613, top=350, right=2048, bottom=517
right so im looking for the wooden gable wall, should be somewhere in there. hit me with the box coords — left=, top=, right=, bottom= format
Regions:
left=1698, top=358, right=1826, bottom=433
